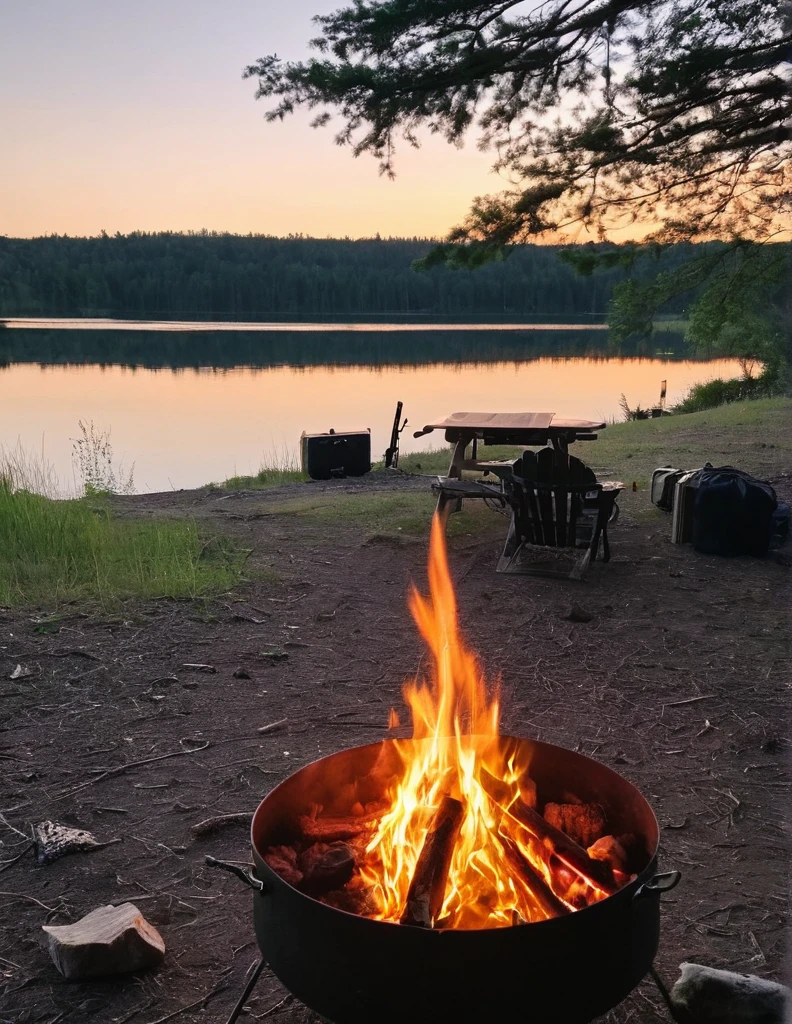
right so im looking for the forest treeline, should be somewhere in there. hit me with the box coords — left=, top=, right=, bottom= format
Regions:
left=0, top=233, right=695, bottom=318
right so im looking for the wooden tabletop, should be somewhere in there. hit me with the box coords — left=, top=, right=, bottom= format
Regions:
left=414, top=411, right=607, bottom=439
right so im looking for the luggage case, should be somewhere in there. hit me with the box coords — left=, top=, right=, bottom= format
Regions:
left=671, top=470, right=703, bottom=544
left=651, top=467, right=683, bottom=511
left=300, top=429, right=371, bottom=481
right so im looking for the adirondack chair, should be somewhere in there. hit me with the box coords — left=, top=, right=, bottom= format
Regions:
left=497, top=448, right=622, bottom=579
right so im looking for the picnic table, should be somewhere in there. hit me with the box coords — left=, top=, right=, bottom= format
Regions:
left=413, top=411, right=607, bottom=479
left=415, top=411, right=620, bottom=579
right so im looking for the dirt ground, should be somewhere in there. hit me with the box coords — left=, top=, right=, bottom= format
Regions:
left=1, top=465, right=790, bottom=1023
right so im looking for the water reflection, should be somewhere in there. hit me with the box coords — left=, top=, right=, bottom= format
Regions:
left=0, top=331, right=744, bottom=493
left=0, top=326, right=685, bottom=371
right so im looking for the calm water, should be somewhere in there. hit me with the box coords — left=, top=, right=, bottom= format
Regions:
left=0, top=322, right=744, bottom=493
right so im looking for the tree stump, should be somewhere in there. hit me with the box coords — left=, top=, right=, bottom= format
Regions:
left=43, top=903, right=165, bottom=980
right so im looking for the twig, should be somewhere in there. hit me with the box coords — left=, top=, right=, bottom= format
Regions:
left=0, top=813, right=29, bottom=840
left=145, top=980, right=229, bottom=1024
left=0, top=841, right=33, bottom=873
left=54, top=740, right=210, bottom=800
left=0, top=890, right=60, bottom=911
left=257, top=719, right=287, bottom=735
left=115, top=999, right=155, bottom=1024
left=255, top=994, right=295, bottom=1020
left=191, top=813, right=253, bottom=838
left=664, top=695, right=715, bottom=708
left=225, top=959, right=266, bottom=1024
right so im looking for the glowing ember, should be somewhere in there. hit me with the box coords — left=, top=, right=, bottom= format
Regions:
left=358, top=514, right=619, bottom=929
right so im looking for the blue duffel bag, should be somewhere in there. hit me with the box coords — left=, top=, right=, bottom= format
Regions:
left=692, top=467, right=778, bottom=557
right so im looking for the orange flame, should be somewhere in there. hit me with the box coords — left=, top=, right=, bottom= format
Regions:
left=359, top=514, right=590, bottom=929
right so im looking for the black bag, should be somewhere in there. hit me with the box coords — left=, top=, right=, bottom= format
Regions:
left=772, top=503, right=790, bottom=546
left=692, top=467, right=778, bottom=557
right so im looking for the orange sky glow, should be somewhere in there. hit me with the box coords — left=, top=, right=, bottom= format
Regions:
left=0, top=0, right=654, bottom=242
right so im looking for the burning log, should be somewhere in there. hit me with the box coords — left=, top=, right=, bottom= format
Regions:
left=503, top=800, right=619, bottom=896
left=298, top=815, right=380, bottom=844
left=543, top=802, right=607, bottom=848
left=401, top=796, right=465, bottom=928
left=587, top=835, right=629, bottom=874
left=495, top=833, right=571, bottom=920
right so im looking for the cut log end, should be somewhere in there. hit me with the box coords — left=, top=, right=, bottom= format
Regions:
left=43, top=903, right=165, bottom=981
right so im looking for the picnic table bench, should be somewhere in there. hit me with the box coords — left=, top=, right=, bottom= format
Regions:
left=415, top=411, right=622, bottom=579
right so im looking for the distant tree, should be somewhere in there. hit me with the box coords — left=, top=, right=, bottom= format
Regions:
left=246, top=0, right=792, bottom=361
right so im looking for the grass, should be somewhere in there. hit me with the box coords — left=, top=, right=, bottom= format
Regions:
left=219, top=450, right=307, bottom=490
left=0, top=483, right=245, bottom=607
left=222, top=467, right=307, bottom=489
left=251, top=398, right=790, bottom=536
left=260, top=490, right=504, bottom=539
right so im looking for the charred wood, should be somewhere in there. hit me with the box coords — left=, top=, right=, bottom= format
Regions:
left=543, top=802, right=607, bottom=848
left=298, top=842, right=355, bottom=896
left=496, top=833, right=571, bottom=920
left=262, top=845, right=303, bottom=887
left=401, top=796, right=465, bottom=929
left=298, top=815, right=380, bottom=844
left=504, top=800, right=619, bottom=896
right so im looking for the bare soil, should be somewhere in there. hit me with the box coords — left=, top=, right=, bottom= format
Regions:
left=1, top=466, right=790, bottom=1024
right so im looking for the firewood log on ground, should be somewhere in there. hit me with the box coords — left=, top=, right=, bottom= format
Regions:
left=43, top=903, right=165, bottom=980
left=670, top=962, right=790, bottom=1023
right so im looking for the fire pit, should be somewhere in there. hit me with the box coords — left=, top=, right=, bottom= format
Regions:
left=213, top=515, right=679, bottom=1023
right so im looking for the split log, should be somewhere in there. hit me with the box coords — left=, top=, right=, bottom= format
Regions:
left=298, top=842, right=355, bottom=895
left=543, top=802, right=607, bottom=848
left=298, top=814, right=380, bottom=844
left=495, top=834, right=571, bottom=920
left=503, top=800, right=619, bottom=896
left=401, top=796, right=465, bottom=929
left=43, top=903, right=165, bottom=980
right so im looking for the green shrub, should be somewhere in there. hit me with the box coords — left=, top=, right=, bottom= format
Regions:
left=674, top=362, right=783, bottom=414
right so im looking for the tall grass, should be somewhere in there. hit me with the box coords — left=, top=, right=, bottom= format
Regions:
left=220, top=449, right=306, bottom=489
left=0, top=447, right=243, bottom=607
left=0, top=440, right=64, bottom=498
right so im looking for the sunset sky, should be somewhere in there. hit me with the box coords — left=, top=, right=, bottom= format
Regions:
left=1, top=0, right=503, bottom=239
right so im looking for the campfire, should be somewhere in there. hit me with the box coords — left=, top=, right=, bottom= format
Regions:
left=262, top=514, right=633, bottom=929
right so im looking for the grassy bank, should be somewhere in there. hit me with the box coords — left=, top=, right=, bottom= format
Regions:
left=393, top=399, right=791, bottom=484
left=251, top=398, right=790, bottom=537
left=0, top=484, right=243, bottom=607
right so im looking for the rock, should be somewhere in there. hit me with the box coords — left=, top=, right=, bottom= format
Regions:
left=233, top=667, right=251, bottom=679
left=670, top=962, right=790, bottom=1023
left=181, top=681, right=199, bottom=690
left=43, top=903, right=165, bottom=980
left=10, top=664, right=34, bottom=680
left=564, top=605, right=593, bottom=623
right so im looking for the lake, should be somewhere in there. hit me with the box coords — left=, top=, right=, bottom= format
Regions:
left=0, top=320, right=745, bottom=493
